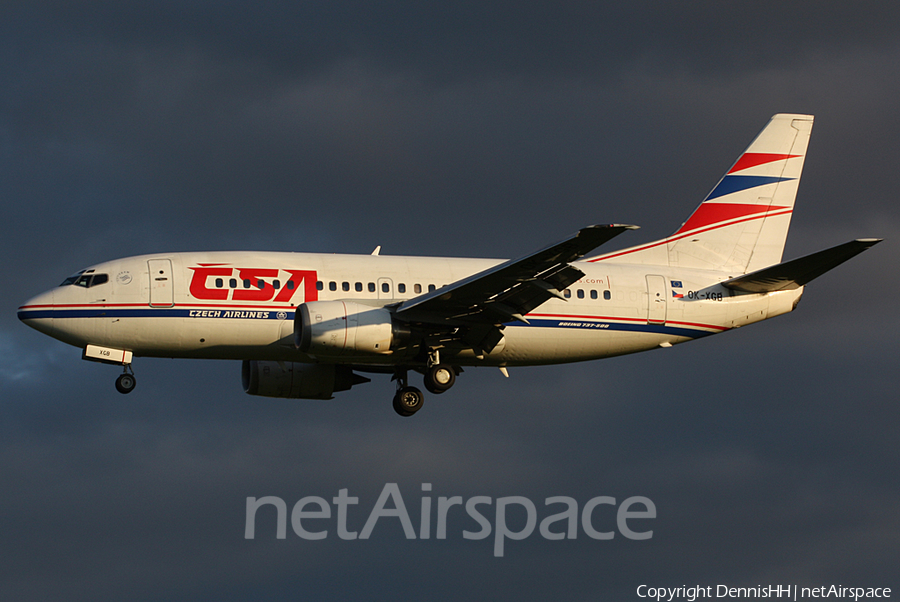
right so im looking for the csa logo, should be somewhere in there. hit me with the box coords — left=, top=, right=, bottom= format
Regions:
left=189, top=264, right=318, bottom=303
left=116, top=271, right=133, bottom=285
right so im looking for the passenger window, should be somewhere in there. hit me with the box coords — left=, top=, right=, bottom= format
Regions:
left=273, top=280, right=281, bottom=289
left=243, top=279, right=251, bottom=288
left=257, top=280, right=265, bottom=289
left=414, top=284, right=422, bottom=294
left=603, top=290, right=611, bottom=300
left=590, top=290, right=598, bottom=300
left=577, top=289, right=584, bottom=299
left=368, top=282, right=376, bottom=293
left=287, top=281, right=295, bottom=290
left=229, top=279, right=237, bottom=288
left=382, top=283, right=390, bottom=293
left=428, top=284, right=436, bottom=292
left=342, top=282, right=350, bottom=292
left=329, top=281, right=337, bottom=292
left=316, top=281, right=323, bottom=291
left=215, top=278, right=223, bottom=288
left=355, top=282, right=363, bottom=292
left=564, top=289, right=571, bottom=298
left=398, top=283, right=406, bottom=294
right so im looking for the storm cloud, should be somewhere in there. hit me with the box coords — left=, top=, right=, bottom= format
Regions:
left=2, top=3, right=898, bottom=600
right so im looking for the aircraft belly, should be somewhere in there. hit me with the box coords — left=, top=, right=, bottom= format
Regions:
left=132, top=316, right=290, bottom=357
left=493, top=326, right=656, bottom=365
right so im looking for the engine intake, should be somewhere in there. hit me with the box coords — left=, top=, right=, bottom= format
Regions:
left=295, top=301, right=406, bottom=357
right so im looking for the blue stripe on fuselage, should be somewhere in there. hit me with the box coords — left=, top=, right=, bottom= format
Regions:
left=507, top=318, right=716, bottom=339
left=17, top=307, right=293, bottom=320
left=19, top=308, right=717, bottom=340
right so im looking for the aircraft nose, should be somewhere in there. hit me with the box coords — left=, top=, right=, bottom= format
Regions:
left=18, top=289, right=55, bottom=324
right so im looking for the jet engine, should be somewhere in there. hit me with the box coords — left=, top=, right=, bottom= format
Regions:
left=294, top=301, right=409, bottom=358
left=242, top=360, right=369, bottom=400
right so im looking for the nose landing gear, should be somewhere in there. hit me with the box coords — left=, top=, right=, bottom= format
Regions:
left=82, top=345, right=137, bottom=395
left=115, top=366, right=136, bottom=394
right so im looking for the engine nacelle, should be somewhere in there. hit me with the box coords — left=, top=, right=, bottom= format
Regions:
left=295, top=301, right=403, bottom=357
left=241, top=360, right=369, bottom=400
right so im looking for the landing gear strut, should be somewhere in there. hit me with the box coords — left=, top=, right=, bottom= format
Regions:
left=115, top=365, right=136, bottom=394
left=422, top=347, right=457, bottom=395
left=392, top=369, right=424, bottom=417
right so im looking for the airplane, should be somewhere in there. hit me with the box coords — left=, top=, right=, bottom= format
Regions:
left=18, top=114, right=881, bottom=416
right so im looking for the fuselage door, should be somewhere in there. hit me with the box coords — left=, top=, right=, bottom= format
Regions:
left=646, top=275, right=667, bottom=325
left=148, top=259, right=174, bottom=307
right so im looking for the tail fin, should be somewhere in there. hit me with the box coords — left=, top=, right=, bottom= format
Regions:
left=589, top=114, right=814, bottom=273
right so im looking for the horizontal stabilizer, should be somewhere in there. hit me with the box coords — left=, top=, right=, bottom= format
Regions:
left=722, top=238, right=882, bottom=293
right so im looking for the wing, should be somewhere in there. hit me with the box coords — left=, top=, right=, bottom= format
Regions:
left=394, top=224, right=638, bottom=353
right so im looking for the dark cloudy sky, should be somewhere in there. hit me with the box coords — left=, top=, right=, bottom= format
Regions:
left=3, top=3, right=898, bottom=600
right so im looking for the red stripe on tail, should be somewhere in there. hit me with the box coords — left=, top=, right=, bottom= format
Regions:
left=675, top=202, right=788, bottom=235
left=728, top=153, right=801, bottom=174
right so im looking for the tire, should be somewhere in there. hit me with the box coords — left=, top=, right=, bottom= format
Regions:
left=115, top=373, right=136, bottom=394
left=423, top=364, right=455, bottom=394
left=393, top=386, right=424, bottom=416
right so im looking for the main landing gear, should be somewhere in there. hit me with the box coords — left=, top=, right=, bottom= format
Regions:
left=392, top=349, right=458, bottom=417
left=115, top=365, right=136, bottom=394
left=393, top=383, right=424, bottom=417
left=424, top=364, right=455, bottom=394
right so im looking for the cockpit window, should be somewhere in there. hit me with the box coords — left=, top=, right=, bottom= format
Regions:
left=60, top=270, right=86, bottom=286
left=73, top=273, right=109, bottom=288
left=60, top=269, right=108, bottom=287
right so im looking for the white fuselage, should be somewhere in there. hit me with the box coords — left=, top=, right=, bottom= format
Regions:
left=18, top=251, right=803, bottom=367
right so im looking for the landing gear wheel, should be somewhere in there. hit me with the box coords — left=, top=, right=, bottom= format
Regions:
left=115, top=373, right=136, bottom=394
left=393, top=386, right=424, bottom=417
left=424, top=364, right=455, bottom=394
